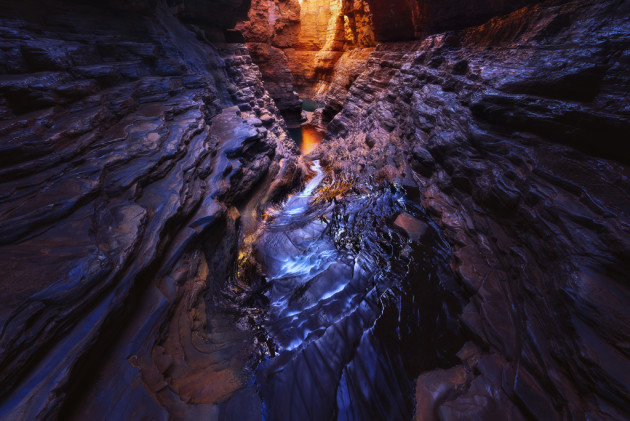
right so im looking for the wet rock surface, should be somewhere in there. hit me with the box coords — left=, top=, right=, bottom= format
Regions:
left=248, top=163, right=465, bottom=420
left=1, top=0, right=630, bottom=419
left=0, top=0, right=302, bottom=418
left=314, top=0, right=630, bottom=418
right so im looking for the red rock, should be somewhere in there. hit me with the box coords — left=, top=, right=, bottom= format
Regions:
left=394, top=212, right=428, bottom=242
left=415, top=365, right=469, bottom=420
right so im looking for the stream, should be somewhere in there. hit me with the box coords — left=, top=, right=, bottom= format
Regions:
left=231, top=160, right=467, bottom=420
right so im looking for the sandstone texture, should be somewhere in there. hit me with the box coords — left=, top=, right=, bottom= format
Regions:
left=368, top=0, right=538, bottom=40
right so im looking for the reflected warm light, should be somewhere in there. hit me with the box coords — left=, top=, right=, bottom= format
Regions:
left=300, top=125, right=323, bottom=154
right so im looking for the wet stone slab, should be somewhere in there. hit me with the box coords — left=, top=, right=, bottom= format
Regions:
left=245, top=162, right=466, bottom=420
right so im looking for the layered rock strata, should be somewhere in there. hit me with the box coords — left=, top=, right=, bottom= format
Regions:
left=238, top=0, right=376, bottom=120
left=314, top=0, right=630, bottom=418
left=368, top=0, right=537, bottom=40
left=0, top=0, right=302, bottom=419
left=237, top=0, right=542, bottom=122
left=1, top=0, right=630, bottom=419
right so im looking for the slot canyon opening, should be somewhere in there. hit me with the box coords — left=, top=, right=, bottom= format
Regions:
left=236, top=0, right=379, bottom=127
left=287, top=122, right=324, bottom=154
left=287, top=98, right=325, bottom=154
left=1, top=0, right=629, bottom=420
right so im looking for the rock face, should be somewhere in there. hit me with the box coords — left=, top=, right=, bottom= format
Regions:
left=238, top=0, right=376, bottom=120
left=236, top=0, right=540, bottom=121
left=314, top=0, right=630, bottom=418
left=0, top=0, right=302, bottom=419
left=367, top=0, right=537, bottom=40
left=2, top=0, right=630, bottom=419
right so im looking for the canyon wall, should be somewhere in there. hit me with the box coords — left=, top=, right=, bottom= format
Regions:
left=315, top=0, right=630, bottom=418
left=0, top=0, right=302, bottom=418
left=238, top=0, right=540, bottom=121
left=367, top=0, right=537, bottom=40
left=238, top=0, right=376, bottom=120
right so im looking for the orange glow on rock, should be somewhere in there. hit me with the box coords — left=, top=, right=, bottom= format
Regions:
left=300, top=124, right=323, bottom=154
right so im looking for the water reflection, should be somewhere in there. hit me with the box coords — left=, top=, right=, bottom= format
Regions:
left=288, top=124, right=324, bottom=155
left=253, top=166, right=466, bottom=420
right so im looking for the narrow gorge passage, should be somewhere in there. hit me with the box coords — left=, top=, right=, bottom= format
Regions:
left=1, top=0, right=630, bottom=419
left=240, top=159, right=465, bottom=419
left=286, top=99, right=326, bottom=155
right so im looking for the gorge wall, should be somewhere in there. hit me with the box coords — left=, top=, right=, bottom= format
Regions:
left=0, top=0, right=303, bottom=418
left=237, top=0, right=377, bottom=121
left=0, top=0, right=629, bottom=419
left=240, top=0, right=630, bottom=418
left=238, top=0, right=540, bottom=122
left=314, top=0, right=630, bottom=419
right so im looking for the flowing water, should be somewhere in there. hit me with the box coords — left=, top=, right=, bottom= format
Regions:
left=242, top=161, right=466, bottom=420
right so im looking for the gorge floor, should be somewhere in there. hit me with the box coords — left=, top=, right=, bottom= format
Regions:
left=227, top=159, right=468, bottom=419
